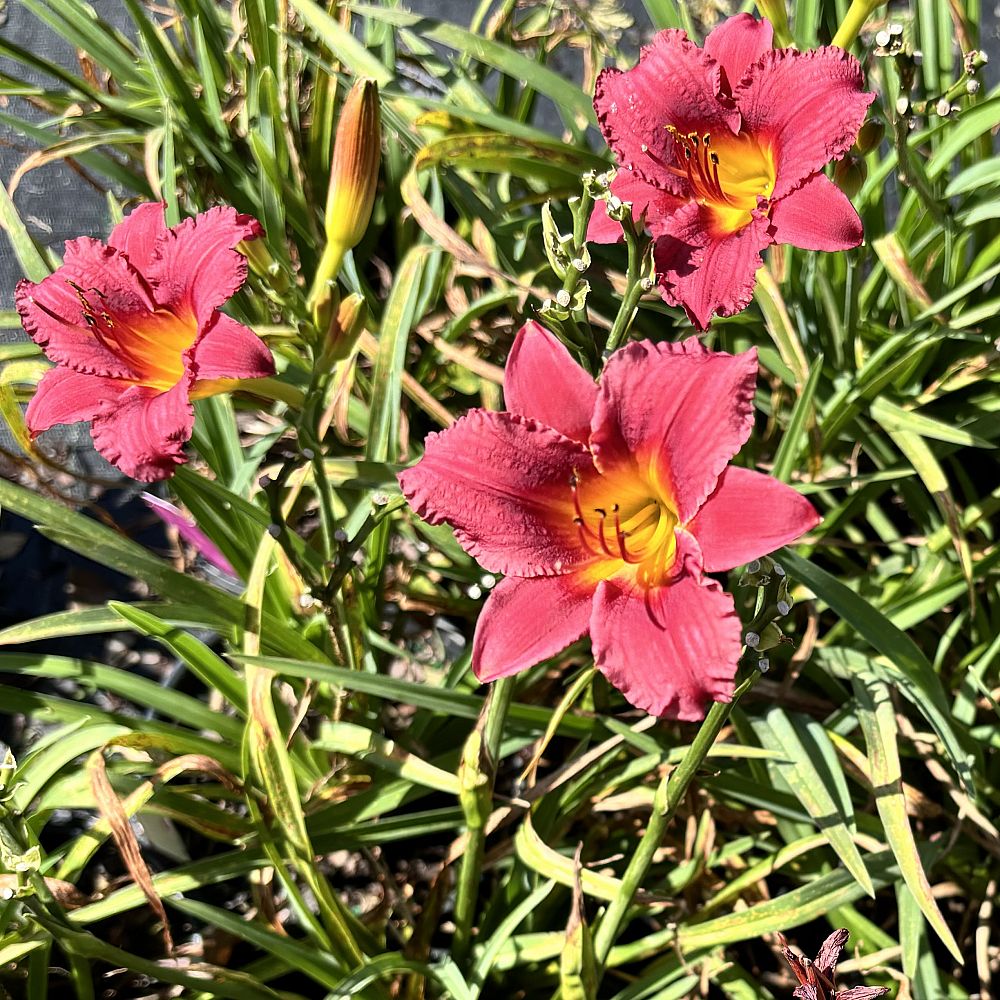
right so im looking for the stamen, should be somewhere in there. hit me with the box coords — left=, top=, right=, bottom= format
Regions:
left=611, top=507, right=642, bottom=564
left=594, top=510, right=619, bottom=559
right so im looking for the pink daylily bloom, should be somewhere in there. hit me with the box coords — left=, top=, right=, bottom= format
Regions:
left=141, top=493, right=237, bottom=577
left=18, top=203, right=275, bottom=481
left=588, top=14, right=875, bottom=330
left=399, top=322, right=820, bottom=720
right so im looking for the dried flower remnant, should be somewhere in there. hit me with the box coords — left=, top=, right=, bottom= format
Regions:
left=588, top=13, right=874, bottom=329
left=780, top=928, right=890, bottom=999
left=141, top=493, right=236, bottom=576
left=399, top=322, right=819, bottom=720
left=17, top=203, right=274, bottom=481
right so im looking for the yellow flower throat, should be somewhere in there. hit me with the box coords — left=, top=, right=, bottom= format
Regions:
left=665, top=127, right=776, bottom=234
left=570, top=465, right=679, bottom=590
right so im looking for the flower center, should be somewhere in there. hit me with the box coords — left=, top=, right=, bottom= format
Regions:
left=570, top=467, right=679, bottom=589
left=69, top=279, right=197, bottom=391
left=664, top=127, right=776, bottom=234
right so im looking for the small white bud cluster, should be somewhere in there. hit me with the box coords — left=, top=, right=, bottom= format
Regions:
left=874, top=22, right=904, bottom=57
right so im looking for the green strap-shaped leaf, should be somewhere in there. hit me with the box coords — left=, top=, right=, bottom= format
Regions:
left=751, top=708, right=874, bottom=897
left=779, top=549, right=975, bottom=793
left=854, top=676, right=963, bottom=963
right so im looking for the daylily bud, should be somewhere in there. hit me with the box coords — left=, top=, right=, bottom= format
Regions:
left=834, top=154, right=868, bottom=198
left=324, top=78, right=381, bottom=253
left=753, top=622, right=786, bottom=651
left=238, top=238, right=289, bottom=295
left=854, top=116, right=884, bottom=154
left=318, top=292, right=368, bottom=368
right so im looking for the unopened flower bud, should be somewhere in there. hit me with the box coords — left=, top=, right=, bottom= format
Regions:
left=325, top=78, right=382, bottom=253
left=754, top=622, right=786, bottom=651
left=855, top=117, right=884, bottom=154
left=238, top=238, right=290, bottom=294
left=318, top=292, right=368, bottom=368
left=834, top=154, right=868, bottom=199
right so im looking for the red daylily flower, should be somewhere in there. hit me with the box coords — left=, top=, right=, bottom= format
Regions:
left=588, top=14, right=875, bottom=330
left=398, top=322, right=819, bottom=720
left=17, top=203, right=275, bottom=481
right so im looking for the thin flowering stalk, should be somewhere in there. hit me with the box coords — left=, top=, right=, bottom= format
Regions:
left=591, top=665, right=762, bottom=969
left=755, top=0, right=793, bottom=47
left=832, top=0, right=888, bottom=50
left=452, top=676, right=515, bottom=968
left=603, top=212, right=652, bottom=355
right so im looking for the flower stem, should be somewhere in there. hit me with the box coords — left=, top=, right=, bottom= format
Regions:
left=755, top=1, right=794, bottom=47
left=307, top=239, right=346, bottom=322
left=591, top=668, right=762, bottom=969
left=451, top=676, right=515, bottom=968
left=832, top=0, right=887, bottom=50
left=604, top=222, right=649, bottom=357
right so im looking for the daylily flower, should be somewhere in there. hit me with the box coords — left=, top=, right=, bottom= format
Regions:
left=588, top=14, right=875, bottom=330
left=17, top=203, right=275, bottom=481
left=398, top=322, right=819, bottom=720
left=780, top=929, right=889, bottom=999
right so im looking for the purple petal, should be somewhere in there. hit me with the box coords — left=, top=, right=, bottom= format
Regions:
left=141, top=493, right=237, bottom=576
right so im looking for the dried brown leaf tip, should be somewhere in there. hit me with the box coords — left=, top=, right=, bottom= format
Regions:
left=779, top=928, right=890, bottom=999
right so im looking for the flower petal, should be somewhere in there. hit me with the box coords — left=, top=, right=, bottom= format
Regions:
left=770, top=172, right=864, bottom=251
left=504, top=321, right=597, bottom=444
left=591, top=567, right=741, bottom=720
left=141, top=492, right=237, bottom=576
left=147, top=206, right=264, bottom=322
left=108, top=202, right=169, bottom=273
left=735, top=46, right=875, bottom=198
left=25, top=367, right=123, bottom=434
left=473, top=574, right=594, bottom=682
left=594, top=29, right=738, bottom=195
left=15, top=239, right=158, bottom=378
left=90, top=379, right=194, bottom=481
left=704, top=12, right=773, bottom=93
left=591, top=337, right=758, bottom=523
left=398, top=410, right=593, bottom=577
left=687, top=466, right=820, bottom=571
left=190, top=311, right=275, bottom=381
left=586, top=171, right=688, bottom=244
left=653, top=202, right=774, bottom=329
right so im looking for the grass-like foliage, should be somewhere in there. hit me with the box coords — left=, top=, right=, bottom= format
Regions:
left=0, top=0, right=997, bottom=997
